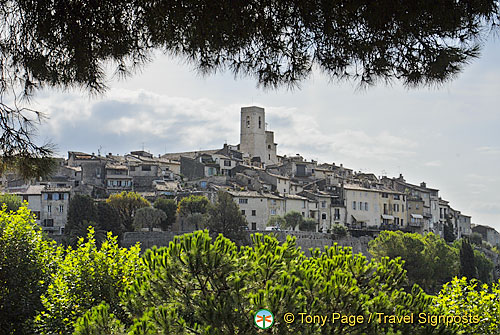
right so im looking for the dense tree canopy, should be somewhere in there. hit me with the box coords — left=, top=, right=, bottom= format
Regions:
left=153, top=198, right=177, bottom=230
left=106, top=191, right=150, bottom=232
left=133, top=207, right=167, bottom=232
left=206, top=191, right=247, bottom=244
left=76, top=231, right=452, bottom=334
left=370, top=231, right=495, bottom=292
left=1, top=0, right=499, bottom=176
left=0, top=193, right=23, bottom=212
left=369, top=231, right=459, bottom=292
left=177, top=194, right=209, bottom=216
left=65, top=194, right=98, bottom=236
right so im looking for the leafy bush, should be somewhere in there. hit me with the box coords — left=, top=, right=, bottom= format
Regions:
left=299, top=217, right=317, bottom=232
left=331, top=224, right=348, bottom=237
left=35, top=228, right=142, bottom=334
left=435, top=277, right=500, bottom=335
left=0, top=206, right=60, bottom=334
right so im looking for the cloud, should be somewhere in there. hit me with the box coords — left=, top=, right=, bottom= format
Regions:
left=475, top=203, right=500, bottom=215
left=477, top=146, right=500, bottom=155
left=424, top=160, right=442, bottom=167
left=35, top=89, right=242, bottom=156
left=265, top=107, right=418, bottom=162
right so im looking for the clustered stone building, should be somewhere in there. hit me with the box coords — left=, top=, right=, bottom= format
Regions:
left=1, top=106, right=496, bottom=244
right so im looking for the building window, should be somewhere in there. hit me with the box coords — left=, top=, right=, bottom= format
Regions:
left=58, top=205, right=64, bottom=213
left=352, top=201, right=356, bottom=210
left=251, top=222, right=257, bottom=230
left=321, top=201, right=326, bottom=208
left=47, top=205, right=52, bottom=213
left=246, top=116, right=250, bottom=128
left=365, top=202, right=368, bottom=211
left=239, top=199, right=248, bottom=204
left=416, top=204, right=419, bottom=210
left=241, top=210, right=245, bottom=215
left=258, top=116, right=262, bottom=129
left=383, top=203, right=387, bottom=214
left=251, top=210, right=256, bottom=216
left=271, top=209, right=276, bottom=215
left=322, top=213, right=327, bottom=220
left=394, top=194, right=400, bottom=200
left=271, top=199, right=277, bottom=205
left=43, top=219, right=54, bottom=227
left=359, top=202, right=363, bottom=210
left=382, top=193, right=388, bottom=198
left=334, top=209, right=340, bottom=220
left=43, top=193, right=52, bottom=200
left=224, top=160, right=231, bottom=167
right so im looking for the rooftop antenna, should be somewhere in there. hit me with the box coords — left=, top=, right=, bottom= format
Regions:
left=141, top=142, right=145, bottom=151
left=98, top=145, right=102, bottom=156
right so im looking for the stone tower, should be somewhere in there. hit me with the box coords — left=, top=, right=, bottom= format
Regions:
left=240, top=106, right=278, bottom=166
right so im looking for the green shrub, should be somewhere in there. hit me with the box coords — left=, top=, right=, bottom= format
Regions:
left=35, top=228, right=142, bottom=334
left=0, top=206, right=60, bottom=334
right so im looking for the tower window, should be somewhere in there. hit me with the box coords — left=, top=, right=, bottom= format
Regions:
left=246, top=116, right=250, bottom=128
left=258, top=116, right=261, bottom=129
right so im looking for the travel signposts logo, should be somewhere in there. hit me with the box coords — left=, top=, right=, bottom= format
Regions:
left=254, top=309, right=274, bottom=330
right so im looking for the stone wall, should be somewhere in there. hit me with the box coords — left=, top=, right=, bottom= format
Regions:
left=121, top=230, right=373, bottom=258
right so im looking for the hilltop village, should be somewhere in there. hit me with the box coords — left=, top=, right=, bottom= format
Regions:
left=1, top=106, right=498, bottom=246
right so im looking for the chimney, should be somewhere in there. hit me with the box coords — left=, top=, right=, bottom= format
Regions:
left=420, top=182, right=426, bottom=188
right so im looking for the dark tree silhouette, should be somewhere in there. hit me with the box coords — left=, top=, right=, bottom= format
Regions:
left=460, top=238, right=477, bottom=279
left=1, top=0, right=499, bottom=175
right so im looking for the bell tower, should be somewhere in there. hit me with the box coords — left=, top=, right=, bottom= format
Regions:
left=240, top=106, right=277, bottom=166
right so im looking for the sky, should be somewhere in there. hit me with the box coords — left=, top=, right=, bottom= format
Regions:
left=32, top=38, right=500, bottom=231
